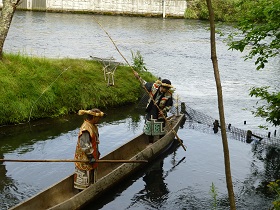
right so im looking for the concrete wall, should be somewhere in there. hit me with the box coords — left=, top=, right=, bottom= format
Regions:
left=47, top=0, right=186, bottom=17
left=0, top=0, right=187, bottom=18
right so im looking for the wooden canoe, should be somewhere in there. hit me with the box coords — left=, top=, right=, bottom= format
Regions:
left=10, top=114, right=184, bottom=210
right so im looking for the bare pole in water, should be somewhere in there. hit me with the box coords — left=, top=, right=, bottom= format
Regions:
left=92, top=16, right=186, bottom=151
left=162, top=0, right=166, bottom=18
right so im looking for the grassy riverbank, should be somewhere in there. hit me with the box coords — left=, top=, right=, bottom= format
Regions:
left=0, top=54, right=155, bottom=126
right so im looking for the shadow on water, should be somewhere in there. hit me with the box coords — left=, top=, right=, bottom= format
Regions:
left=1, top=104, right=279, bottom=209
left=83, top=139, right=184, bottom=210
left=83, top=123, right=280, bottom=210
left=192, top=128, right=280, bottom=209
left=0, top=153, right=17, bottom=209
left=0, top=103, right=143, bottom=154
left=1, top=10, right=279, bottom=209
left=222, top=143, right=280, bottom=210
left=0, top=103, right=144, bottom=209
left=184, top=122, right=279, bottom=209
left=250, top=144, right=280, bottom=193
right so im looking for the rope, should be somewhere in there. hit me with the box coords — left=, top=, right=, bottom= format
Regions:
left=28, top=66, right=71, bottom=122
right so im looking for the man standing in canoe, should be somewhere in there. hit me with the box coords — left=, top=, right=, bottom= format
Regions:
left=74, top=108, right=105, bottom=190
left=133, top=71, right=174, bottom=143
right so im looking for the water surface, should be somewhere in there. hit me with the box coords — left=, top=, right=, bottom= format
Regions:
left=1, top=11, right=279, bottom=209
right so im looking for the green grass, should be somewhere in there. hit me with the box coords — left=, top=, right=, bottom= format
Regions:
left=0, top=53, right=156, bottom=125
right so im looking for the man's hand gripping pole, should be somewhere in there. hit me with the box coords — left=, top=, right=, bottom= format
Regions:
left=133, top=71, right=186, bottom=151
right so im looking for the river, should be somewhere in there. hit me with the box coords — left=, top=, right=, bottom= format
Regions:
left=0, top=11, right=279, bottom=209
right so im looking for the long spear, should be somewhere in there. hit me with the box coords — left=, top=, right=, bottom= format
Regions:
left=133, top=72, right=186, bottom=151
left=92, top=16, right=186, bottom=151
left=0, top=159, right=147, bottom=163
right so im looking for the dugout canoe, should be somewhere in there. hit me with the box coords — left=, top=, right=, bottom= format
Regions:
left=10, top=114, right=184, bottom=210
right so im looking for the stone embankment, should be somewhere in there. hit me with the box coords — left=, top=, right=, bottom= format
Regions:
left=0, top=0, right=187, bottom=18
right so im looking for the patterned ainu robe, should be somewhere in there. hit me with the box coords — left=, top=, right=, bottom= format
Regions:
left=74, top=120, right=100, bottom=190
left=143, top=81, right=173, bottom=136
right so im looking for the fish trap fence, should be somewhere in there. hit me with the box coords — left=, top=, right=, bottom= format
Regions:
left=176, top=102, right=280, bottom=148
left=137, top=93, right=280, bottom=147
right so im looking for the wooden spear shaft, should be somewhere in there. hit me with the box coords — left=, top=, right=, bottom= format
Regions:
left=133, top=71, right=187, bottom=151
left=93, top=16, right=186, bottom=151
left=0, top=159, right=147, bottom=163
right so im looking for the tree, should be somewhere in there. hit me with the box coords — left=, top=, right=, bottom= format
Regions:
left=228, top=0, right=280, bottom=127
left=229, top=0, right=280, bottom=70
left=0, top=0, right=21, bottom=60
left=206, top=0, right=236, bottom=209
left=249, top=87, right=280, bottom=127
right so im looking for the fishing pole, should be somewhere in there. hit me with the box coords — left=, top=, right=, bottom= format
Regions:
left=28, top=66, right=71, bottom=122
left=92, top=16, right=186, bottom=151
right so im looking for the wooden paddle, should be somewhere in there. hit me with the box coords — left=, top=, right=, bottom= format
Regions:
left=0, top=159, right=147, bottom=163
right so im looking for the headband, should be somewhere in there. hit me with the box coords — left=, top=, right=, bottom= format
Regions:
left=161, top=82, right=173, bottom=88
left=78, top=110, right=105, bottom=117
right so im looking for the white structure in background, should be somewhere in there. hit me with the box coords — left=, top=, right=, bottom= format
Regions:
left=0, top=0, right=187, bottom=18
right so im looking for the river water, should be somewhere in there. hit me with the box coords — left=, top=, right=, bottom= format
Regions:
left=0, top=11, right=279, bottom=209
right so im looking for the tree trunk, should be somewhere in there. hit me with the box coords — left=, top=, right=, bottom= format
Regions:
left=205, top=0, right=236, bottom=209
left=0, top=0, right=21, bottom=60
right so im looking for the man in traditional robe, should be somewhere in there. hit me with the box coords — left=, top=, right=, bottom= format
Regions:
left=74, top=108, right=105, bottom=190
left=133, top=71, right=174, bottom=143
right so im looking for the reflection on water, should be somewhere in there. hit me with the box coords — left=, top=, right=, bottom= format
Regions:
left=142, top=160, right=169, bottom=204
left=0, top=104, right=145, bottom=210
left=83, top=125, right=279, bottom=210
left=129, top=160, right=169, bottom=209
left=251, top=144, right=280, bottom=195
left=127, top=147, right=181, bottom=209
left=225, top=143, right=280, bottom=210
left=0, top=153, right=13, bottom=209
left=84, top=140, right=181, bottom=210
left=1, top=111, right=279, bottom=209
left=1, top=10, right=279, bottom=210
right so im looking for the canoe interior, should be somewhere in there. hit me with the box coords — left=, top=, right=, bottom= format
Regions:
left=97, top=132, right=149, bottom=179
left=10, top=114, right=183, bottom=210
